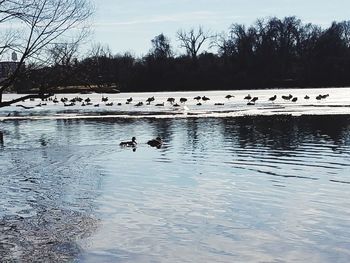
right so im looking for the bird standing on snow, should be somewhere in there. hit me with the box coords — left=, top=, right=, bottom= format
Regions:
left=269, top=95, right=277, bottom=102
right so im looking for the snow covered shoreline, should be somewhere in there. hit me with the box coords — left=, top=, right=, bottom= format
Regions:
left=1, top=87, right=350, bottom=120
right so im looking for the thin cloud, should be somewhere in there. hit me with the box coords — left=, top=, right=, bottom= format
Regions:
left=93, top=11, right=240, bottom=27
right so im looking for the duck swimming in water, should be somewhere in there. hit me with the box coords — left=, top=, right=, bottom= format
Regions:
left=120, top=137, right=137, bottom=147
left=147, top=137, right=162, bottom=148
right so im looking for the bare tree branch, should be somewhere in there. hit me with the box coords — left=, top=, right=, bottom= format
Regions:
left=177, top=26, right=214, bottom=61
left=0, top=0, right=93, bottom=106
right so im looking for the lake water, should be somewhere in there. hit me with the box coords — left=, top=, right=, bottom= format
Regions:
left=1, top=88, right=350, bottom=262
left=1, top=115, right=350, bottom=262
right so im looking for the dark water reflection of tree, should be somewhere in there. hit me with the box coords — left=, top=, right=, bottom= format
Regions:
left=140, top=115, right=350, bottom=156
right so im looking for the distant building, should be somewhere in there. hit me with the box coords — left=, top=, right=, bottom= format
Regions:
left=0, top=61, right=21, bottom=82
left=0, top=51, right=22, bottom=83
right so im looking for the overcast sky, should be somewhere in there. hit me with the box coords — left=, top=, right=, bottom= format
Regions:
left=91, top=0, right=350, bottom=56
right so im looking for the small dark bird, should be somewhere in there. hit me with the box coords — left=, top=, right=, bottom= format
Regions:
left=173, top=103, right=180, bottom=107
left=120, top=137, right=137, bottom=147
left=244, top=94, right=252, bottom=100
left=251, top=97, right=259, bottom=103
left=225, top=95, right=234, bottom=99
left=126, top=97, right=133, bottom=103
left=180, top=97, right=187, bottom=103
left=202, top=96, right=210, bottom=101
left=94, top=104, right=99, bottom=107
left=269, top=95, right=277, bottom=102
left=304, top=95, right=310, bottom=100
left=135, top=102, right=143, bottom=107
left=147, top=137, right=162, bottom=148
left=106, top=102, right=113, bottom=106
left=102, top=96, right=108, bottom=102
left=214, top=103, right=224, bottom=106
left=117, top=103, right=122, bottom=106
left=292, top=97, right=298, bottom=102
left=146, top=96, right=155, bottom=104
left=167, top=97, right=175, bottom=104
left=155, top=102, right=164, bottom=106
left=197, top=102, right=202, bottom=106
left=85, top=98, right=91, bottom=103
left=316, top=95, right=322, bottom=100
left=194, top=96, right=201, bottom=101
left=282, top=94, right=293, bottom=101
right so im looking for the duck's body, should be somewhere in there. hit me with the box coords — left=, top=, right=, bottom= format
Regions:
left=167, top=97, right=175, bottom=104
left=282, top=94, right=293, bottom=101
left=146, top=96, right=155, bottom=104
left=269, top=95, right=277, bottom=102
left=180, top=97, right=187, bottom=103
left=251, top=97, right=259, bottom=103
left=120, top=137, right=137, bottom=147
left=244, top=94, right=252, bottom=100
left=147, top=137, right=162, bottom=148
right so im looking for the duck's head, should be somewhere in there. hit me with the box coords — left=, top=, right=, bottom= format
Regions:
left=132, top=137, right=136, bottom=142
left=156, top=137, right=162, bottom=141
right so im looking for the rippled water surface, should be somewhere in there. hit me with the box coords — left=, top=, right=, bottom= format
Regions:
left=1, top=116, right=350, bottom=262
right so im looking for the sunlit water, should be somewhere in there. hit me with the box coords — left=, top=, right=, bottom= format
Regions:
left=1, top=115, right=350, bottom=262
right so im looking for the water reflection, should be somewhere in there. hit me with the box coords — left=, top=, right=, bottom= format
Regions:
left=0, top=116, right=350, bottom=262
left=218, top=115, right=350, bottom=152
left=0, top=130, right=4, bottom=147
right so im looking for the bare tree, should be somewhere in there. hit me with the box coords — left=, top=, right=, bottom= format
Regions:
left=177, top=26, right=214, bottom=61
left=88, top=43, right=113, bottom=59
left=0, top=0, right=93, bottom=107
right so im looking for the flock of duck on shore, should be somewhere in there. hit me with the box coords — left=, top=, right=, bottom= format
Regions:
left=20, top=93, right=330, bottom=108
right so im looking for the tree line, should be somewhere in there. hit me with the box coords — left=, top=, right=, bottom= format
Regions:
left=7, top=14, right=350, bottom=96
